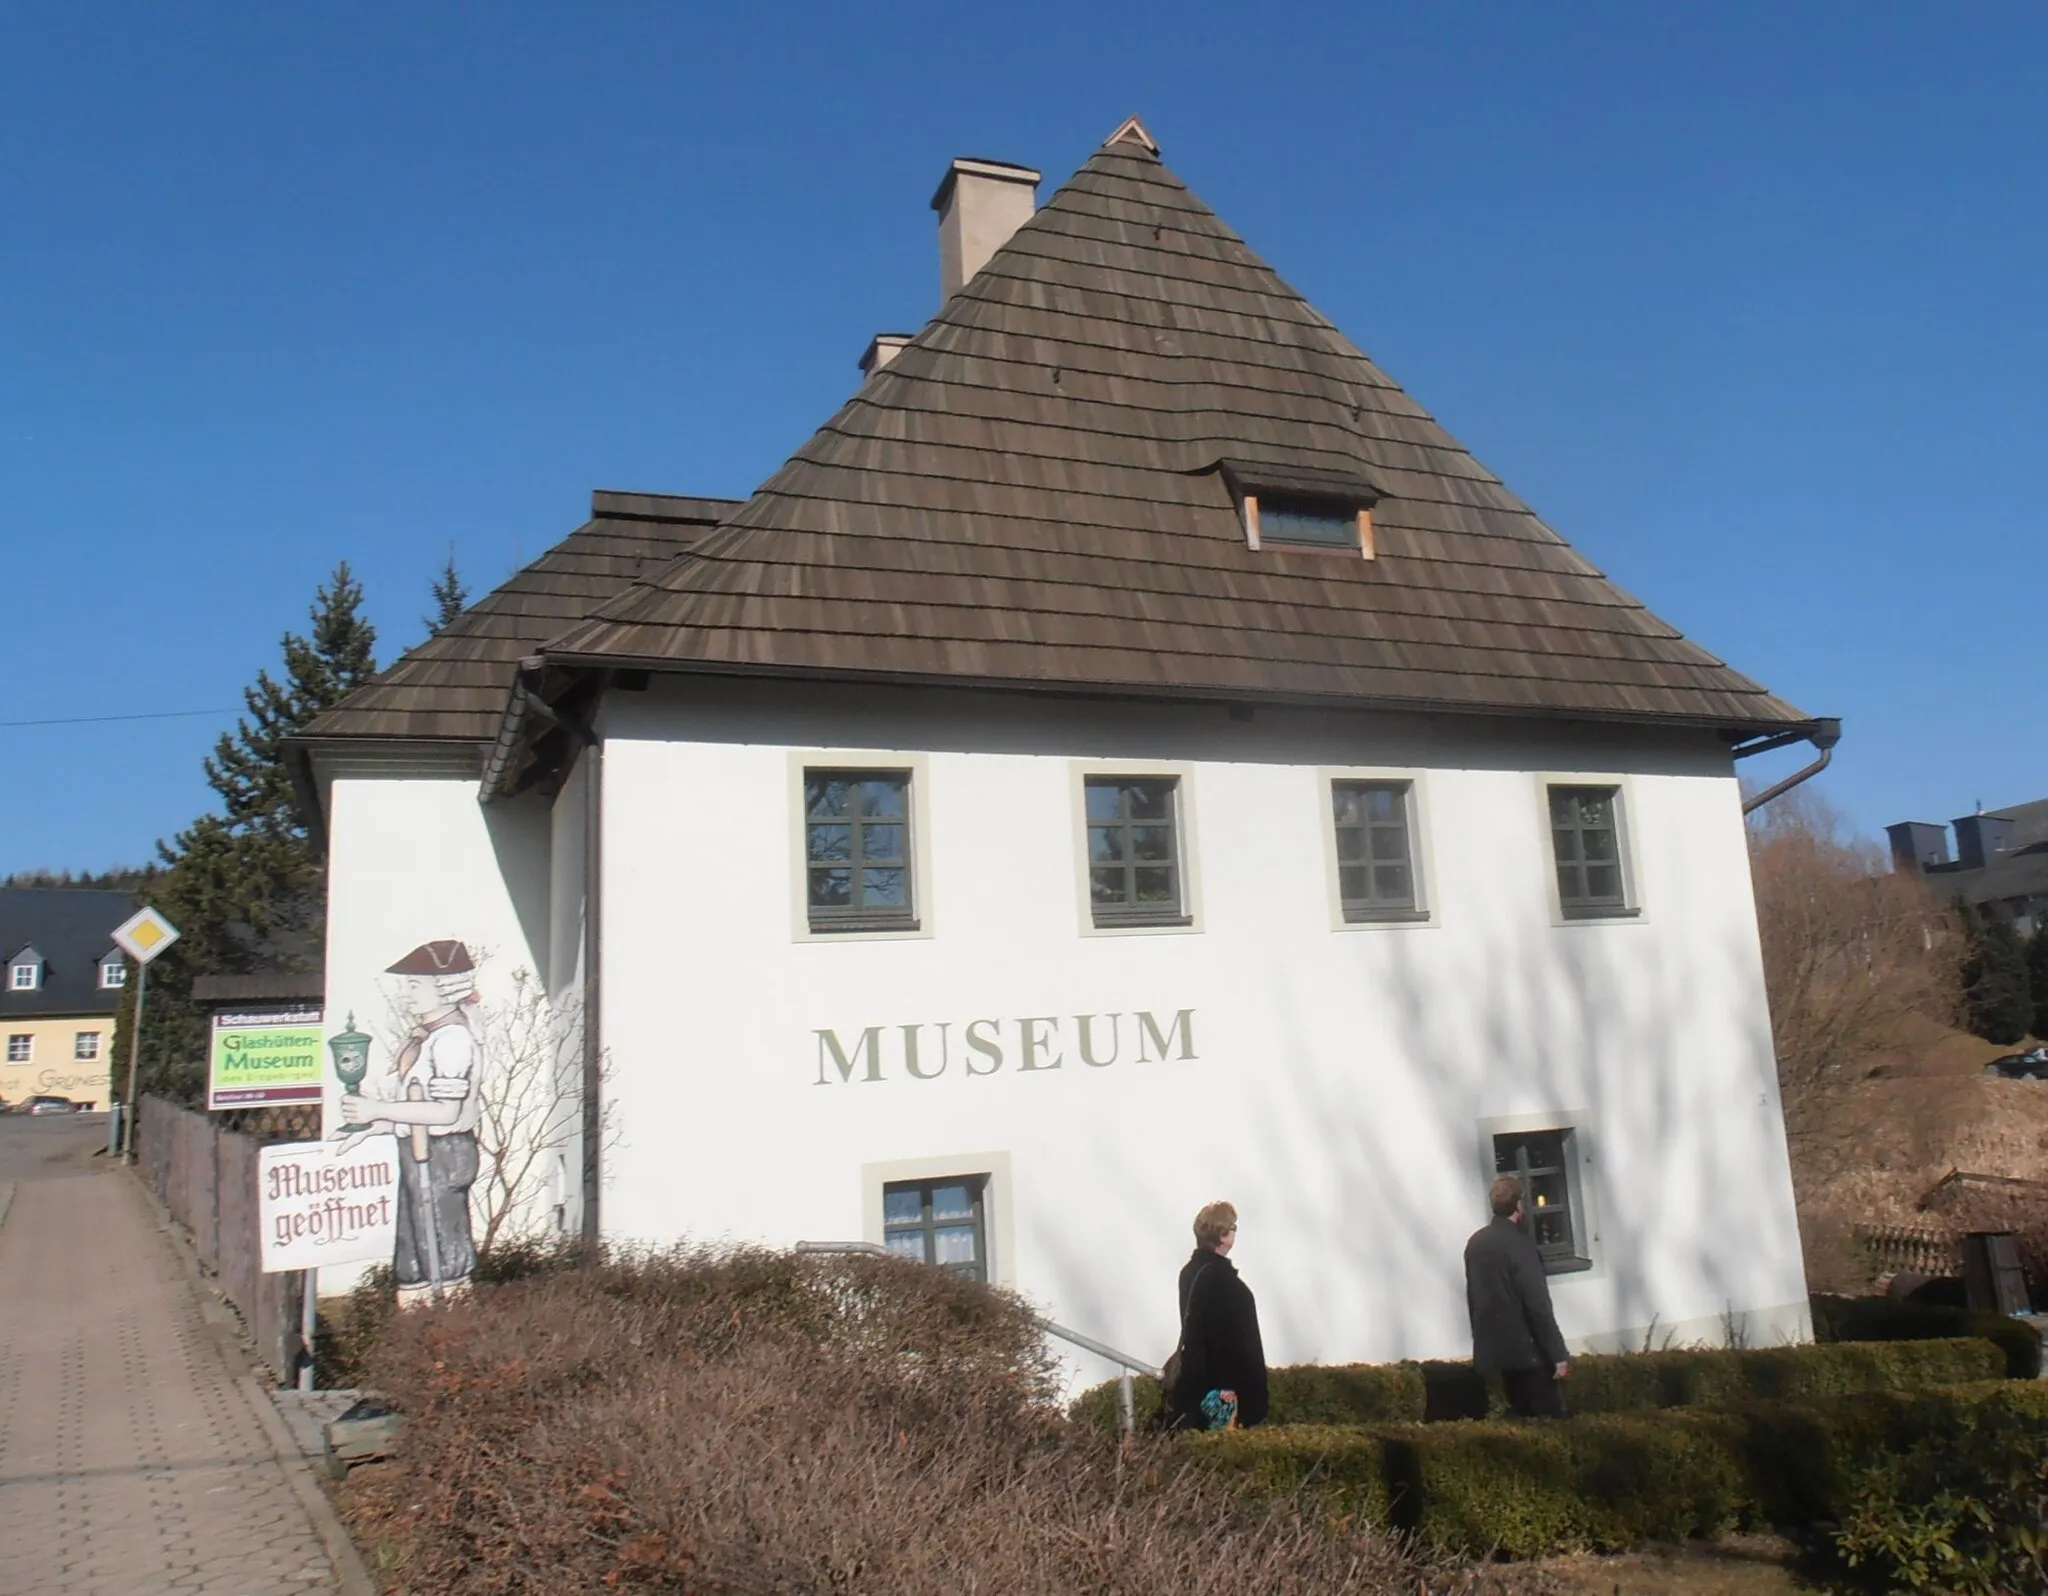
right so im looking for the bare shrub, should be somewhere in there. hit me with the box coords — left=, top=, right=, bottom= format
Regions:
left=348, top=1247, right=1541, bottom=1595
left=1747, top=790, right=1959, bottom=1134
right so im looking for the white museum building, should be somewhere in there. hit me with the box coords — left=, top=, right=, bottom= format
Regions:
left=291, top=119, right=1835, bottom=1377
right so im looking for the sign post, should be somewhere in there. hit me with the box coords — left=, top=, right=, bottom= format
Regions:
left=258, top=1138, right=401, bottom=1391
left=110, top=907, right=181, bottom=1162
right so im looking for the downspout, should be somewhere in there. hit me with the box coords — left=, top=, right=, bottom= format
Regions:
left=1736, top=718, right=1842, bottom=815
left=514, top=658, right=606, bottom=1247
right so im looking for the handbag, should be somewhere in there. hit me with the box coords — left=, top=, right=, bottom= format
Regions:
left=1159, top=1262, right=1215, bottom=1411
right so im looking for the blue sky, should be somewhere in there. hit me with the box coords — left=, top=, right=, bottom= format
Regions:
left=4, top=2, right=2044, bottom=873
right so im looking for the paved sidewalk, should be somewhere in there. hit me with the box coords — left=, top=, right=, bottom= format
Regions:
left=0, top=1121, right=343, bottom=1596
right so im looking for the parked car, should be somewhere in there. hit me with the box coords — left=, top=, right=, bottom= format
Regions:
left=1985, top=1046, right=2048, bottom=1081
left=25, top=1095, right=80, bottom=1115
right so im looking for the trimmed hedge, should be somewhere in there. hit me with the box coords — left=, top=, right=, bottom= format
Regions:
left=1193, top=1381, right=2048, bottom=1560
left=1069, top=1335, right=2011, bottom=1435
left=1811, top=1293, right=2043, bottom=1378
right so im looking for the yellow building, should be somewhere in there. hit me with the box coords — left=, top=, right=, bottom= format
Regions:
left=1, top=888, right=131, bottom=1111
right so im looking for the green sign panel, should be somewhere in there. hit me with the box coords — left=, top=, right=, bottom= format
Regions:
left=209, top=1007, right=326, bottom=1110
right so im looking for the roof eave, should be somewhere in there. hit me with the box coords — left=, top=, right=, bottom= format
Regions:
left=532, top=649, right=1816, bottom=742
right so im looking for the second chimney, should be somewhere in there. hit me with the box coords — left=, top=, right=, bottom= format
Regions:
left=931, top=157, right=1041, bottom=299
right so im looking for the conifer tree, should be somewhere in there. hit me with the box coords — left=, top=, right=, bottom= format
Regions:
left=425, top=547, right=470, bottom=637
left=1959, top=902, right=2033, bottom=1047
left=125, top=566, right=378, bottom=1103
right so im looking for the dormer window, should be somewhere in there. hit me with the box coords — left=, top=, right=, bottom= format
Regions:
left=1219, top=459, right=1379, bottom=560
left=99, top=954, right=128, bottom=990
left=9, top=953, right=42, bottom=992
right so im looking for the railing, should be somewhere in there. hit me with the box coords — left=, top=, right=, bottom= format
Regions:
left=795, top=1241, right=1159, bottom=1439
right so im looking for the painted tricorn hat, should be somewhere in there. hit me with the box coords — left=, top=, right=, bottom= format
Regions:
left=385, top=939, right=475, bottom=976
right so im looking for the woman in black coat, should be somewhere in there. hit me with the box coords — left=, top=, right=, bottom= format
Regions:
left=1165, top=1200, right=1269, bottom=1430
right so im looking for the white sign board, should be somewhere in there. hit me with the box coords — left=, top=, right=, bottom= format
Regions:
left=258, top=1138, right=399, bottom=1273
left=111, top=905, right=180, bottom=965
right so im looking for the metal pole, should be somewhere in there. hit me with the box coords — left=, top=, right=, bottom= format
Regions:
left=121, top=961, right=149, bottom=1162
left=298, top=1270, right=317, bottom=1392
left=1117, top=1370, right=1135, bottom=1442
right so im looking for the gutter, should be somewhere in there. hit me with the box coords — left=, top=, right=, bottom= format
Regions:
left=507, top=658, right=608, bottom=1248
left=1735, top=717, right=1842, bottom=815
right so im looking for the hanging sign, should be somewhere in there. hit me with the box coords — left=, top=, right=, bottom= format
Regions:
left=208, top=1007, right=327, bottom=1110
left=257, top=1138, right=400, bottom=1272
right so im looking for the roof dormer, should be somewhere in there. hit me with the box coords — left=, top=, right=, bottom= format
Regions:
left=8, top=947, right=45, bottom=993
left=99, top=950, right=129, bottom=990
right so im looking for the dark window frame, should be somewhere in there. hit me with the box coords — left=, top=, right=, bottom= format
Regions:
left=881, top=1175, right=990, bottom=1282
left=1331, top=778, right=1425, bottom=922
left=1083, top=775, right=1191, bottom=928
left=1492, top=1128, right=1592, bottom=1274
left=1548, top=783, right=1636, bottom=920
left=803, top=768, right=918, bottom=935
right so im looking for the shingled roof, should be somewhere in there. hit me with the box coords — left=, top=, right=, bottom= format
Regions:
left=301, top=492, right=740, bottom=745
left=541, top=123, right=1811, bottom=735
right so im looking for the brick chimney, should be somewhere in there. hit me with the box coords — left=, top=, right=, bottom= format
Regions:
left=931, top=157, right=1041, bottom=299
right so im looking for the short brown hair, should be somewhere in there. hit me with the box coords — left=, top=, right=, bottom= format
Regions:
left=1194, top=1201, right=1238, bottom=1249
left=1489, top=1177, right=1523, bottom=1217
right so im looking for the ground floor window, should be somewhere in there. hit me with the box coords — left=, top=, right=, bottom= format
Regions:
left=74, top=1032, right=101, bottom=1061
left=882, top=1176, right=988, bottom=1281
left=6, top=1035, right=29, bottom=1063
left=1492, top=1128, right=1591, bottom=1273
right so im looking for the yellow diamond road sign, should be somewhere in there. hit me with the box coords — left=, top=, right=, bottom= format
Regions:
left=112, top=906, right=181, bottom=965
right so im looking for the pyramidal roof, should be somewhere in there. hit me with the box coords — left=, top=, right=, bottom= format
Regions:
left=546, top=125, right=1806, bottom=733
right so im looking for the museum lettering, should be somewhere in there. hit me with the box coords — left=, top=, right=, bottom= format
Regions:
left=814, top=1009, right=1196, bottom=1085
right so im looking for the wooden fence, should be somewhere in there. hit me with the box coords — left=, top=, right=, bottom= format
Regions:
left=136, top=1094, right=300, bottom=1383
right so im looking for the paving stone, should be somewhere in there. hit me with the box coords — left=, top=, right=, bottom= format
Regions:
left=0, top=1163, right=341, bottom=1596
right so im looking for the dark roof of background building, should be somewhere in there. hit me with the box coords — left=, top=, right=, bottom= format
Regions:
left=541, top=125, right=1811, bottom=735
left=299, top=491, right=741, bottom=745
left=190, top=972, right=326, bottom=1006
left=0, top=888, right=133, bottom=1019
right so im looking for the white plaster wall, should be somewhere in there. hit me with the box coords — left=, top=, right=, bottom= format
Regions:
left=595, top=681, right=1810, bottom=1386
left=317, top=771, right=554, bottom=1289
left=547, top=754, right=589, bottom=1238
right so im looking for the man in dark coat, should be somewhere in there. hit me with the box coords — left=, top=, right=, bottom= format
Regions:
left=1166, top=1201, right=1270, bottom=1430
left=1464, top=1176, right=1570, bottom=1417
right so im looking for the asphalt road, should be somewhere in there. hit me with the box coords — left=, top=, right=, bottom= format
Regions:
left=0, top=1112, right=114, bottom=1186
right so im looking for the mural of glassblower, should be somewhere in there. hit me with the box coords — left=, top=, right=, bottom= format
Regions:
left=334, top=940, right=483, bottom=1307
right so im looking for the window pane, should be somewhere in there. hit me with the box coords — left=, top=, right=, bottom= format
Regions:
left=1130, top=825, right=1174, bottom=862
left=1582, top=828, right=1617, bottom=862
left=862, top=824, right=906, bottom=863
left=807, top=823, right=852, bottom=863
left=1261, top=498, right=1357, bottom=546
left=930, top=1185, right=974, bottom=1221
left=1332, top=786, right=1365, bottom=826
left=1335, top=828, right=1366, bottom=862
left=1368, top=827, right=1407, bottom=861
left=1133, top=867, right=1176, bottom=903
left=1090, top=866, right=1126, bottom=903
left=1372, top=864, right=1412, bottom=902
left=1126, top=781, right=1174, bottom=820
left=1087, top=825, right=1123, bottom=863
left=858, top=779, right=906, bottom=819
left=1585, top=864, right=1622, bottom=901
left=1529, top=1170, right=1571, bottom=1210
left=1339, top=865, right=1370, bottom=902
left=884, top=1231, right=927, bottom=1262
left=1084, top=781, right=1122, bottom=822
left=807, top=778, right=852, bottom=818
left=1552, top=827, right=1581, bottom=863
left=1533, top=1211, right=1571, bottom=1249
left=861, top=868, right=908, bottom=907
left=932, top=1225, right=979, bottom=1266
left=808, top=867, right=852, bottom=908
left=1364, top=786, right=1403, bottom=823
left=884, top=1189, right=924, bottom=1226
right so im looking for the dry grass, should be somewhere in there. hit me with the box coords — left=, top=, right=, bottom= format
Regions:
left=341, top=1245, right=1550, bottom=1596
